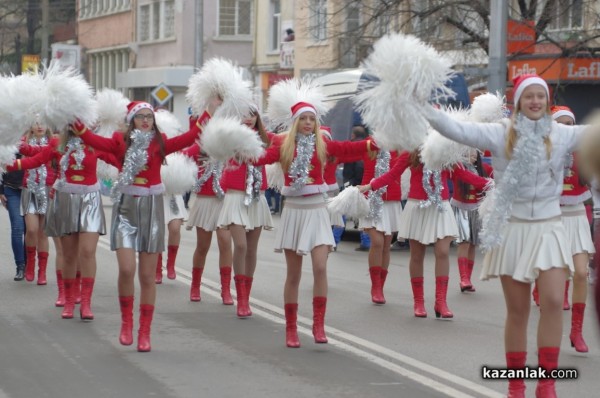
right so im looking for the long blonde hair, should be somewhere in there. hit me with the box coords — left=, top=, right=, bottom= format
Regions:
left=505, top=103, right=552, bottom=159
left=279, top=117, right=327, bottom=173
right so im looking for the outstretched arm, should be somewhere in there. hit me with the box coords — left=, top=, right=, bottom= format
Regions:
left=364, top=151, right=411, bottom=192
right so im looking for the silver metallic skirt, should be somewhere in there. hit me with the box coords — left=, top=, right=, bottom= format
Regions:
left=20, top=187, right=49, bottom=216
left=110, top=193, right=165, bottom=253
left=453, top=205, right=481, bottom=245
left=45, top=190, right=106, bottom=237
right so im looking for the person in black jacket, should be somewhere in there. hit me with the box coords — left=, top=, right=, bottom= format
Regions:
left=0, top=153, right=26, bottom=280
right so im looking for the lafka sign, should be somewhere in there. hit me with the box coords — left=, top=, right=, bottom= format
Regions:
left=507, top=19, right=536, bottom=55
left=567, top=61, right=600, bottom=79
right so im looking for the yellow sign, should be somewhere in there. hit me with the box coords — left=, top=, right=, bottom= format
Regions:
left=151, top=83, right=173, bottom=105
left=22, top=54, right=40, bottom=74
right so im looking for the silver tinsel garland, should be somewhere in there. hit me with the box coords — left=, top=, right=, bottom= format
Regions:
left=419, top=168, right=444, bottom=211
left=26, top=136, right=49, bottom=214
left=111, top=129, right=153, bottom=202
left=56, top=136, right=85, bottom=190
left=169, top=195, right=179, bottom=215
left=244, top=164, right=263, bottom=206
left=479, top=113, right=552, bottom=250
left=288, top=134, right=315, bottom=191
left=366, top=150, right=390, bottom=222
left=193, top=160, right=225, bottom=199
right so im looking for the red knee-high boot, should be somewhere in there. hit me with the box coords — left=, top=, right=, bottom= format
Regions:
left=74, top=271, right=82, bottom=304
left=55, top=270, right=65, bottom=307
left=535, top=347, right=559, bottom=398
left=245, top=276, right=253, bottom=316
left=532, top=281, right=540, bottom=306
left=80, top=277, right=95, bottom=320
left=155, top=253, right=163, bottom=284
left=119, top=296, right=134, bottom=346
left=380, top=267, right=389, bottom=292
left=25, top=246, right=36, bottom=282
left=411, top=277, right=427, bottom=318
left=190, top=267, right=203, bottom=302
left=563, top=280, right=570, bottom=310
left=434, top=276, right=453, bottom=318
left=37, top=251, right=48, bottom=285
left=466, top=259, right=476, bottom=292
left=312, top=296, right=328, bottom=344
left=61, top=279, right=75, bottom=319
left=284, top=303, right=300, bottom=348
left=220, top=266, right=233, bottom=305
left=457, top=257, right=472, bottom=292
left=166, top=245, right=178, bottom=279
left=570, top=303, right=589, bottom=352
left=506, top=352, right=527, bottom=398
left=369, top=266, right=385, bottom=304
left=137, top=304, right=154, bottom=352
left=234, top=275, right=248, bottom=318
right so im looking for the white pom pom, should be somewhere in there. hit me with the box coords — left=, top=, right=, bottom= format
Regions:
left=200, top=117, right=265, bottom=162
left=155, top=109, right=184, bottom=138
left=0, top=74, right=46, bottom=145
left=43, top=61, right=97, bottom=130
left=327, top=186, right=370, bottom=219
left=420, top=107, right=471, bottom=170
left=95, top=89, right=128, bottom=136
left=470, top=92, right=507, bottom=123
left=186, top=58, right=254, bottom=119
left=354, top=33, right=455, bottom=151
left=161, top=153, right=199, bottom=195
left=266, top=78, right=329, bottom=131
left=266, top=163, right=284, bottom=191
left=96, top=159, right=119, bottom=182
left=0, top=145, right=17, bottom=167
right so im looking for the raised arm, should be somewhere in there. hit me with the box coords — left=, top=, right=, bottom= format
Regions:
left=326, top=139, right=376, bottom=158
left=164, top=111, right=210, bottom=154
left=369, top=151, right=411, bottom=191
left=73, top=123, right=125, bottom=155
left=452, top=165, right=491, bottom=191
left=7, top=145, right=55, bottom=172
left=252, top=143, right=281, bottom=166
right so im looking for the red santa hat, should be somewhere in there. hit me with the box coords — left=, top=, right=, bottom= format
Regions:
left=512, top=74, right=549, bottom=107
left=551, top=105, right=575, bottom=123
left=126, top=101, right=154, bottom=123
left=290, top=101, right=317, bottom=119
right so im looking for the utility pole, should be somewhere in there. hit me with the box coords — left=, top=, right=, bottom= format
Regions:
left=488, top=0, right=508, bottom=94
left=41, top=0, right=49, bottom=66
left=195, top=0, right=204, bottom=68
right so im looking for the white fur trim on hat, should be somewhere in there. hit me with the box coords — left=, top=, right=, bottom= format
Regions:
left=552, top=110, right=575, bottom=123
left=292, top=106, right=316, bottom=119
left=126, top=102, right=154, bottom=123
left=513, top=77, right=549, bottom=107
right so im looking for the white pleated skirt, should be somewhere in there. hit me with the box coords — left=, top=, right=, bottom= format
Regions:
left=397, top=200, right=458, bottom=244
left=274, top=194, right=335, bottom=255
left=481, top=216, right=574, bottom=283
left=247, top=193, right=274, bottom=230
left=561, top=204, right=595, bottom=255
left=186, top=195, right=223, bottom=232
left=163, top=194, right=188, bottom=223
left=359, top=201, right=403, bottom=235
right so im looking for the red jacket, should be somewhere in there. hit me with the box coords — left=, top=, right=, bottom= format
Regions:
left=18, top=139, right=57, bottom=188
left=220, top=132, right=274, bottom=192
left=451, top=163, right=493, bottom=205
left=182, top=143, right=218, bottom=197
left=361, top=151, right=404, bottom=201
left=561, top=153, right=591, bottom=205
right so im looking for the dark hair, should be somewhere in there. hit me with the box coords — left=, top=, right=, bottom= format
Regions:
left=457, top=152, right=488, bottom=200
left=125, top=119, right=166, bottom=164
left=249, top=109, right=270, bottom=148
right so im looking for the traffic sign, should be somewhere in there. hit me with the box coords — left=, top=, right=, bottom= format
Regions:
left=151, top=83, right=173, bottom=105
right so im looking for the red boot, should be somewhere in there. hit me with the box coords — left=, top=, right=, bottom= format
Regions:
left=380, top=268, right=389, bottom=292
left=55, top=270, right=65, bottom=307
left=245, top=276, right=253, bottom=316
left=506, top=351, right=527, bottom=398
left=434, top=276, right=453, bottom=318
left=312, top=296, right=328, bottom=343
left=74, top=271, right=82, bottom=304
left=137, top=304, right=154, bottom=352
left=80, top=277, right=95, bottom=320
left=37, top=251, right=48, bottom=285
left=190, top=267, right=203, bottom=302
left=570, top=303, right=589, bottom=353
left=466, top=259, right=476, bottom=292
left=411, top=277, right=427, bottom=317
left=532, top=282, right=540, bottom=306
left=155, top=253, right=163, bottom=284
left=25, top=246, right=36, bottom=282
left=234, top=275, right=249, bottom=318
left=284, top=303, right=300, bottom=348
left=535, top=347, right=559, bottom=398
left=61, top=279, right=75, bottom=319
left=563, top=280, right=570, bottom=310
left=220, top=266, right=233, bottom=305
left=119, top=296, right=134, bottom=346
left=166, top=245, right=178, bottom=279
left=457, top=257, right=472, bottom=292
left=369, top=266, right=385, bottom=304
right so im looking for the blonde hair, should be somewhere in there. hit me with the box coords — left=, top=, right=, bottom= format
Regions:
left=279, top=117, right=327, bottom=173
left=504, top=103, right=552, bottom=159
left=26, top=125, right=53, bottom=142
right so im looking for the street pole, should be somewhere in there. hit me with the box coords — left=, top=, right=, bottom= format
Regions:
left=195, top=0, right=204, bottom=68
left=488, top=0, right=507, bottom=94
left=41, top=0, right=49, bottom=66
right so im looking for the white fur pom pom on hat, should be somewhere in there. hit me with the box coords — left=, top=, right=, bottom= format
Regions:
left=95, top=89, right=129, bottom=136
left=0, top=74, right=45, bottom=144
left=266, top=78, right=328, bottom=131
left=200, top=117, right=265, bottom=162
